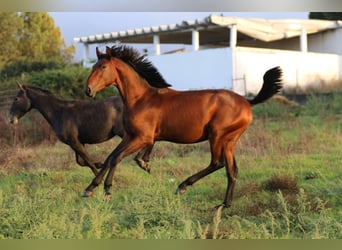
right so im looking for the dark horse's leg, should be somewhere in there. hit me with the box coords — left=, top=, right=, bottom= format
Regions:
left=69, top=142, right=99, bottom=176
left=75, top=153, right=102, bottom=170
left=134, top=145, right=153, bottom=173
left=82, top=137, right=149, bottom=198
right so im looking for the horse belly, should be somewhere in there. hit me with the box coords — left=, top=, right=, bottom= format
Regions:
left=157, top=118, right=208, bottom=143
left=78, top=122, right=115, bottom=144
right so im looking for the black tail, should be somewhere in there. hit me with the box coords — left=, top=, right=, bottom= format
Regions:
left=248, top=66, right=283, bottom=106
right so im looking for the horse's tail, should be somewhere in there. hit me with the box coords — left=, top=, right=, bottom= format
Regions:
left=247, top=66, right=283, bottom=106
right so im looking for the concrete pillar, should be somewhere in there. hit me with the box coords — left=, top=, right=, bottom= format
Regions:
left=83, top=43, right=89, bottom=67
left=300, top=28, right=308, bottom=52
left=230, top=24, right=238, bottom=93
left=230, top=24, right=237, bottom=48
left=153, top=35, right=160, bottom=55
left=192, top=29, right=199, bottom=51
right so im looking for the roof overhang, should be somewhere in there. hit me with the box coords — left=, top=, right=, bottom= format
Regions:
left=73, top=14, right=342, bottom=45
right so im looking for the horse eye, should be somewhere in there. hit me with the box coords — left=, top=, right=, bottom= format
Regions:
left=101, top=64, right=106, bottom=70
left=14, top=97, right=18, bottom=102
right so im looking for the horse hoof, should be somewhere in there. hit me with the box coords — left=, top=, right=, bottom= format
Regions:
left=82, top=190, right=93, bottom=197
left=175, top=187, right=186, bottom=195
left=213, top=203, right=230, bottom=211
left=95, top=163, right=103, bottom=169
left=104, top=193, right=112, bottom=201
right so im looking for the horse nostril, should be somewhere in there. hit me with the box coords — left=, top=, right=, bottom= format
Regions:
left=85, top=87, right=91, bottom=96
left=85, top=86, right=97, bottom=98
left=9, top=116, right=18, bottom=125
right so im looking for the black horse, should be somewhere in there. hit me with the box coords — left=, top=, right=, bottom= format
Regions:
left=9, top=82, right=153, bottom=175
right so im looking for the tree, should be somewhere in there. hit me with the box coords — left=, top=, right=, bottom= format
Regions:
left=19, top=12, right=75, bottom=64
left=309, top=12, right=342, bottom=20
left=0, top=12, right=75, bottom=75
left=0, top=13, right=23, bottom=70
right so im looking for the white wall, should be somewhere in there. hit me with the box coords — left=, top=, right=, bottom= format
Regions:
left=309, top=28, right=342, bottom=55
left=149, top=48, right=232, bottom=90
left=235, top=47, right=341, bottom=95
left=149, top=46, right=341, bottom=95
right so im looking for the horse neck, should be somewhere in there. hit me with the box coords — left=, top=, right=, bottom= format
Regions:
left=27, top=89, right=64, bottom=125
left=114, top=59, right=154, bottom=107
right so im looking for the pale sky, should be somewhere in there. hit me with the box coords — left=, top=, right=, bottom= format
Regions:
left=49, top=12, right=309, bottom=62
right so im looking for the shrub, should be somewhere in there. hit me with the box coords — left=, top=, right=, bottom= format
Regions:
left=25, top=66, right=117, bottom=99
left=0, top=60, right=63, bottom=79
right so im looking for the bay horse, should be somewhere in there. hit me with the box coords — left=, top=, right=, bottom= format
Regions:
left=9, top=82, right=153, bottom=176
left=83, top=45, right=282, bottom=208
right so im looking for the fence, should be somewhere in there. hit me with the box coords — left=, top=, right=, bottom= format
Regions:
left=0, top=87, right=17, bottom=112
left=0, top=86, right=57, bottom=147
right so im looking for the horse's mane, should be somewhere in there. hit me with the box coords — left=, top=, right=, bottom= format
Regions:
left=108, top=45, right=172, bottom=88
left=25, top=85, right=54, bottom=96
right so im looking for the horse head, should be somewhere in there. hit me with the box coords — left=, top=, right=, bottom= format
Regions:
left=9, top=82, right=32, bottom=124
left=85, top=46, right=119, bottom=98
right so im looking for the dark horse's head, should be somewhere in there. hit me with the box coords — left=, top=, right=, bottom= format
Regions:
left=85, top=45, right=171, bottom=98
left=9, top=82, right=32, bottom=125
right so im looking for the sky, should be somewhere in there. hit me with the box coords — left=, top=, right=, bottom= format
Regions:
left=49, top=12, right=309, bottom=62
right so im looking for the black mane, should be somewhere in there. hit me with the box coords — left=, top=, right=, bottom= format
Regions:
left=24, top=85, right=54, bottom=96
left=109, top=45, right=172, bottom=88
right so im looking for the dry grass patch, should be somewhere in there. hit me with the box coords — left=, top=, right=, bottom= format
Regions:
left=263, top=174, right=299, bottom=194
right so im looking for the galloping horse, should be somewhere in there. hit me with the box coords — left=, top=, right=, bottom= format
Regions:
left=83, top=45, right=282, bottom=208
left=9, top=83, right=153, bottom=175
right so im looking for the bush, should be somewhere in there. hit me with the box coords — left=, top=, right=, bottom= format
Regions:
left=25, top=66, right=117, bottom=99
left=0, top=60, right=63, bottom=79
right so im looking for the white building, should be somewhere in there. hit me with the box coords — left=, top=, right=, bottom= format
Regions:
left=74, top=14, right=342, bottom=94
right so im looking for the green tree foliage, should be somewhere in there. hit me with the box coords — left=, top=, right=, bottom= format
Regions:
left=0, top=13, right=23, bottom=70
left=309, top=12, right=342, bottom=20
left=0, top=12, right=75, bottom=75
left=19, top=12, right=75, bottom=64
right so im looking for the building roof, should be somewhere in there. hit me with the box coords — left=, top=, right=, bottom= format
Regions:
left=73, top=14, right=342, bottom=46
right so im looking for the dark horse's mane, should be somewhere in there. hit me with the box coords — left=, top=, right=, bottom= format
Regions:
left=23, top=85, right=76, bottom=103
left=108, top=45, right=172, bottom=88
left=25, top=85, right=54, bottom=96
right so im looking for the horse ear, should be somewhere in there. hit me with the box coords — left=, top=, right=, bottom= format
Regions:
left=106, top=46, right=111, bottom=56
left=96, top=47, right=102, bottom=59
left=16, top=81, right=25, bottom=91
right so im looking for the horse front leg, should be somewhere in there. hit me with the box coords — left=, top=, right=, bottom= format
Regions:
left=103, top=138, right=149, bottom=199
left=81, top=151, right=114, bottom=197
left=82, top=137, right=149, bottom=199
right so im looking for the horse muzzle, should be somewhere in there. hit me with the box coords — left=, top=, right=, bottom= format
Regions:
left=9, top=115, right=18, bottom=125
left=85, top=86, right=97, bottom=98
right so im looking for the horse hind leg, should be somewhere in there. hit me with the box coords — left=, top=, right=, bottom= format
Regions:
left=175, top=142, right=225, bottom=195
left=220, top=137, right=241, bottom=208
left=175, top=160, right=224, bottom=195
left=134, top=145, right=153, bottom=173
left=72, top=143, right=99, bottom=176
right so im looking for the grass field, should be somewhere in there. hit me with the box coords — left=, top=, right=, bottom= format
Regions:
left=0, top=93, right=341, bottom=239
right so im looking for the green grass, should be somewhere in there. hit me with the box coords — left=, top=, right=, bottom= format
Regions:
left=0, top=95, right=341, bottom=239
